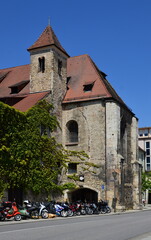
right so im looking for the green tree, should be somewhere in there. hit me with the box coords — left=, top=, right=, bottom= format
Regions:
left=0, top=102, right=27, bottom=195
left=0, top=100, right=89, bottom=198
left=142, top=172, right=151, bottom=192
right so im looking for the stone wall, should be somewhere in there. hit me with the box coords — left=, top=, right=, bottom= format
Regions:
left=28, top=41, right=141, bottom=209
left=29, top=45, right=68, bottom=143
left=61, top=100, right=106, bottom=200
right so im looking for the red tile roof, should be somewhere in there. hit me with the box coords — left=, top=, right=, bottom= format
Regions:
left=0, top=65, right=30, bottom=97
left=63, top=54, right=126, bottom=107
left=27, top=25, right=69, bottom=57
left=0, top=64, right=50, bottom=112
left=64, top=54, right=109, bottom=103
left=0, top=54, right=129, bottom=112
left=13, top=91, right=50, bottom=112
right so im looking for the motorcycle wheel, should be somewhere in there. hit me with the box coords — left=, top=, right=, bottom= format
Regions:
left=31, top=210, right=39, bottom=219
left=41, top=210, right=49, bottom=219
left=100, top=208, right=107, bottom=214
left=67, top=209, right=74, bottom=217
left=106, top=207, right=111, bottom=213
left=86, top=207, right=93, bottom=215
left=0, top=216, right=5, bottom=221
left=60, top=210, right=68, bottom=217
left=14, top=214, right=22, bottom=221
left=76, top=211, right=81, bottom=216
left=81, top=209, right=86, bottom=215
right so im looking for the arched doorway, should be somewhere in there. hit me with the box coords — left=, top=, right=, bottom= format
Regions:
left=68, top=188, right=98, bottom=203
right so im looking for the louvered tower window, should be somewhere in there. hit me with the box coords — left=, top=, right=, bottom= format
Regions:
left=38, top=57, right=45, bottom=73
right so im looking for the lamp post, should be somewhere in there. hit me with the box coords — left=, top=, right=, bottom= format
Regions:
left=112, top=171, right=117, bottom=212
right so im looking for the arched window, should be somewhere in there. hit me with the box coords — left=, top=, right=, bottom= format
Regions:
left=66, top=120, right=78, bottom=143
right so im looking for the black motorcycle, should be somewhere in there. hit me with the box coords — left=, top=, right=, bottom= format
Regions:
left=97, top=201, right=111, bottom=214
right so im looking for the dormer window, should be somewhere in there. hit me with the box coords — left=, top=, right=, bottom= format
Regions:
left=83, top=82, right=94, bottom=92
left=9, top=80, right=29, bottom=94
left=66, top=77, right=71, bottom=90
left=11, top=86, right=19, bottom=94
left=0, top=71, right=9, bottom=83
left=58, top=60, right=62, bottom=76
left=38, top=57, right=45, bottom=73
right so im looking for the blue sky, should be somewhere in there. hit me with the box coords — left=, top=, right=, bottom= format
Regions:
left=0, top=0, right=151, bottom=127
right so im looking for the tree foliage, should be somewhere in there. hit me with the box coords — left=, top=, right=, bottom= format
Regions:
left=0, top=100, right=88, bottom=197
left=142, top=172, right=151, bottom=192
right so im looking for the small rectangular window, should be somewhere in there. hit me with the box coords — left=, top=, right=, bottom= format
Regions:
left=68, top=163, right=77, bottom=174
left=146, top=142, right=150, bottom=148
left=147, top=164, right=150, bottom=171
left=146, top=149, right=150, bottom=155
left=147, top=157, right=150, bottom=163
left=139, top=130, right=143, bottom=136
left=144, top=130, right=149, bottom=136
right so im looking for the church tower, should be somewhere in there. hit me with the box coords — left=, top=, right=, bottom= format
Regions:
left=27, top=25, right=69, bottom=115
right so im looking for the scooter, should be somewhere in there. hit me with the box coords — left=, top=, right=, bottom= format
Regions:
left=1, top=201, right=21, bottom=221
left=23, top=200, right=48, bottom=219
left=22, top=200, right=39, bottom=219
left=34, top=202, right=49, bottom=219
left=0, top=205, right=6, bottom=221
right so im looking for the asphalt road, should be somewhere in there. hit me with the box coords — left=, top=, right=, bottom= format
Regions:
left=1, top=211, right=151, bottom=240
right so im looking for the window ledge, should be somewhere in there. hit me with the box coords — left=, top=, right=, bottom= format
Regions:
left=65, top=142, right=79, bottom=146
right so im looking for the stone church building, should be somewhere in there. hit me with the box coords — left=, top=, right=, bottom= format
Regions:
left=0, top=25, right=142, bottom=210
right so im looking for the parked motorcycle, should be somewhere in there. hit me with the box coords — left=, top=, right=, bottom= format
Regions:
left=0, top=204, right=6, bottom=221
left=60, top=202, right=74, bottom=217
left=89, top=203, right=100, bottom=214
left=0, top=201, right=21, bottom=221
left=97, top=200, right=111, bottom=214
left=23, top=200, right=48, bottom=219
left=35, top=202, right=49, bottom=219
left=83, top=203, right=93, bottom=215
left=54, top=202, right=68, bottom=217
left=68, top=203, right=81, bottom=216
left=43, top=201, right=56, bottom=215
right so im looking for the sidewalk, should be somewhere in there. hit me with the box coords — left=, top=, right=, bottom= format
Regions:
left=0, top=205, right=151, bottom=225
left=106, top=204, right=151, bottom=216
left=142, top=204, right=151, bottom=210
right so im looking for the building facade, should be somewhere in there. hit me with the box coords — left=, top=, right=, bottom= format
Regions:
left=0, top=25, right=142, bottom=209
left=139, top=127, right=151, bottom=203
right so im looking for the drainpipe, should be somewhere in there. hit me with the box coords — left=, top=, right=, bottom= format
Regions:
left=105, top=100, right=107, bottom=201
left=120, top=158, right=125, bottom=206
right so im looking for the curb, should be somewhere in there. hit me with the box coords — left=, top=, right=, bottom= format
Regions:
left=0, top=207, right=151, bottom=225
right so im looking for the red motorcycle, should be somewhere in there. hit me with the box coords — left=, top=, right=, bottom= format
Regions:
left=68, top=203, right=81, bottom=216
left=0, top=201, right=22, bottom=221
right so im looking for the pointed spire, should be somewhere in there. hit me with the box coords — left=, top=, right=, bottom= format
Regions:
left=27, top=25, right=69, bottom=57
left=48, top=17, right=50, bottom=26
